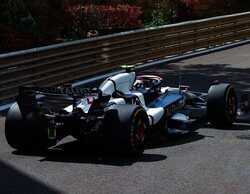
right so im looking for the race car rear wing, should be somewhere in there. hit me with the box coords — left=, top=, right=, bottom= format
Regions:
left=15, top=85, right=102, bottom=117
left=18, top=85, right=101, bottom=98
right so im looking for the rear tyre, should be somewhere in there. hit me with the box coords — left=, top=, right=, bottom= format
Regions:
left=5, top=102, right=55, bottom=151
left=207, top=83, right=238, bottom=128
left=104, top=104, right=149, bottom=154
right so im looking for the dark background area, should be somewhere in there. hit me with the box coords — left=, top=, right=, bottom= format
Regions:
left=0, top=0, right=249, bottom=54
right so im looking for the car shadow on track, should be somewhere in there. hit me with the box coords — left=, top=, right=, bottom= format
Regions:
left=39, top=131, right=206, bottom=166
left=43, top=149, right=168, bottom=167
left=13, top=141, right=168, bottom=166
left=13, top=117, right=249, bottom=166
left=13, top=119, right=210, bottom=166
left=148, top=131, right=206, bottom=149
left=13, top=132, right=206, bottom=166
left=148, top=119, right=210, bottom=149
left=12, top=131, right=207, bottom=166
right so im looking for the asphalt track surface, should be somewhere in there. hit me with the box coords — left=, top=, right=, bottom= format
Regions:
left=0, top=44, right=250, bottom=194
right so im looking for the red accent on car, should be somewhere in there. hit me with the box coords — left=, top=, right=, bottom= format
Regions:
left=136, top=75, right=163, bottom=81
left=87, top=97, right=94, bottom=104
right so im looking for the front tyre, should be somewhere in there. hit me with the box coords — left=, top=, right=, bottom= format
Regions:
left=104, top=104, right=149, bottom=154
left=207, top=83, right=238, bottom=128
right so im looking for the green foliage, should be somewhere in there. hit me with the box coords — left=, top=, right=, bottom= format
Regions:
left=145, top=6, right=169, bottom=27
left=0, top=0, right=36, bottom=33
left=24, top=0, right=65, bottom=39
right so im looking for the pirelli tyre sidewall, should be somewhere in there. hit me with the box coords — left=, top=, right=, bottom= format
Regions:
left=104, top=104, right=149, bottom=154
left=5, top=102, right=55, bottom=151
left=207, top=83, right=238, bottom=128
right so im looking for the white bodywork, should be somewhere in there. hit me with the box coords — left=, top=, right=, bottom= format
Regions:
left=99, top=72, right=164, bottom=126
left=65, top=72, right=165, bottom=126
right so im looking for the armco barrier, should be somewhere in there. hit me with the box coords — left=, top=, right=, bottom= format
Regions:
left=0, top=12, right=249, bottom=103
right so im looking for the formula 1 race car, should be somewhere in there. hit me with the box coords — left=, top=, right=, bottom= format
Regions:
left=5, top=66, right=249, bottom=154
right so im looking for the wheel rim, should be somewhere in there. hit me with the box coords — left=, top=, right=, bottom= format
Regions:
left=228, top=96, right=236, bottom=114
left=225, top=88, right=237, bottom=122
left=135, top=119, right=146, bottom=144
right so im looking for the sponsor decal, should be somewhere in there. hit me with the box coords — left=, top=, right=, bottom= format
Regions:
left=166, top=99, right=185, bottom=117
left=21, top=86, right=98, bottom=97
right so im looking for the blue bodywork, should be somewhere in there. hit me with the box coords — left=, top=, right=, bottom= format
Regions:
left=148, top=92, right=184, bottom=109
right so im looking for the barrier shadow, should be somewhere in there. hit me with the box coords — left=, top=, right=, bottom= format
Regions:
left=141, top=63, right=250, bottom=95
left=0, top=160, right=59, bottom=194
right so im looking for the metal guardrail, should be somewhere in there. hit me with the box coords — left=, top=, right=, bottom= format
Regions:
left=0, top=12, right=250, bottom=103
